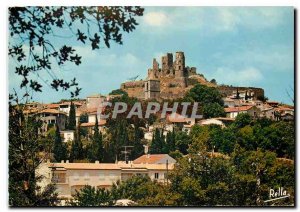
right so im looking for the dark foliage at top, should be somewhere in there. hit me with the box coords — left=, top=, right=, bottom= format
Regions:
left=9, top=6, right=144, bottom=99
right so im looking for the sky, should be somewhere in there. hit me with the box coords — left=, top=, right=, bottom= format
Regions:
left=8, top=7, right=294, bottom=104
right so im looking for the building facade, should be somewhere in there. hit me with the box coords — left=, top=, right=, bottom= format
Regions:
left=37, top=155, right=176, bottom=200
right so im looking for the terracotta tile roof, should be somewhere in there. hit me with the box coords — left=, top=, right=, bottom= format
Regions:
left=80, top=120, right=106, bottom=127
left=45, top=103, right=60, bottom=109
left=49, top=162, right=174, bottom=170
left=38, top=108, right=67, bottom=115
left=133, top=154, right=170, bottom=164
left=49, top=163, right=120, bottom=170
left=277, top=107, right=294, bottom=111
left=224, top=105, right=253, bottom=113
left=125, top=163, right=174, bottom=170
left=59, top=101, right=83, bottom=106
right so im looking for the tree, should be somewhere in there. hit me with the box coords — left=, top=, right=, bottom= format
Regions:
left=69, top=185, right=114, bottom=206
left=257, top=121, right=294, bottom=159
left=70, top=123, right=84, bottom=161
left=257, top=95, right=269, bottom=103
left=79, top=113, right=88, bottom=123
left=88, top=116, right=104, bottom=162
left=150, top=128, right=166, bottom=154
left=53, top=124, right=68, bottom=162
left=175, top=131, right=191, bottom=155
left=110, top=175, right=177, bottom=206
left=216, top=128, right=237, bottom=154
left=185, top=84, right=224, bottom=106
left=210, top=79, right=217, bottom=84
left=8, top=6, right=145, bottom=206
left=9, top=6, right=144, bottom=98
left=203, top=103, right=225, bottom=118
left=9, top=105, right=58, bottom=206
left=234, top=113, right=251, bottom=128
left=165, top=130, right=176, bottom=153
left=109, top=89, right=128, bottom=97
left=67, top=102, right=76, bottom=130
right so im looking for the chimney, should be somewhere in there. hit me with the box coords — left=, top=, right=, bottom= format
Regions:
left=66, top=160, right=69, bottom=163
left=61, top=160, right=64, bottom=163
left=95, top=160, right=99, bottom=164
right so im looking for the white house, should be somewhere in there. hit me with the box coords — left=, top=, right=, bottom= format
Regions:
left=36, top=154, right=176, bottom=201
left=224, top=105, right=260, bottom=119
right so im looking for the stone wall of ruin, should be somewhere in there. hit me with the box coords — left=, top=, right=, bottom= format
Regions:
left=121, top=81, right=145, bottom=99
left=218, top=85, right=265, bottom=99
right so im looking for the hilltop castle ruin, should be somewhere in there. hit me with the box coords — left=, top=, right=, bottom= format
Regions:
left=121, top=51, right=209, bottom=99
left=121, top=51, right=264, bottom=100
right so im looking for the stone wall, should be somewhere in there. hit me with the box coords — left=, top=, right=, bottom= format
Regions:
left=120, top=51, right=264, bottom=101
left=121, top=81, right=144, bottom=99
left=218, top=85, right=264, bottom=99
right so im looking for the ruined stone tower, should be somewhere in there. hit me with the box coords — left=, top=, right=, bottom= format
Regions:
left=122, top=51, right=199, bottom=100
left=144, top=79, right=160, bottom=100
left=161, top=53, right=173, bottom=76
left=174, top=51, right=185, bottom=77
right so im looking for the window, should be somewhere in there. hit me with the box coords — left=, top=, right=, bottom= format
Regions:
left=154, top=173, right=159, bottom=179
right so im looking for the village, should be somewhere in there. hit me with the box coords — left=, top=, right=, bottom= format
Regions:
left=19, top=52, right=294, bottom=203
left=7, top=5, right=296, bottom=207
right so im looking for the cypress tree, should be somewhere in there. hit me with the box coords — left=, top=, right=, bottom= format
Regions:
left=70, top=123, right=83, bottom=161
left=88, top=115, right=104, bottom=162
left=9, top=106, right=58, bottom=206
left=150, top=128, right=165, bottom=154
left=67, top=102, right=76, bottom=130
left=53, top=124, right=67, bottom=162
left=164, top=130, right=176, bottom=154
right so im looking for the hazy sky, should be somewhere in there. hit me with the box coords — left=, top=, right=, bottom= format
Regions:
left=8, top=7, right=294, bottom=104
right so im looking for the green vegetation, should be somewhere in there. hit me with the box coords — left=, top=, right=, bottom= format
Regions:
left=87, top=116, right=104, bottom=162
left=70, top=110, right=294, bottom=206
left=53, top=124, right=68, bottom=162
left=109, top=89, right=128, bottom=97
left=67, top=102, right=76, bottom=130
left=70, top=124, right=84, bottom=162
left=9, top=106, right=58, bottom=206
left=185, top=84, right=225, bottom=118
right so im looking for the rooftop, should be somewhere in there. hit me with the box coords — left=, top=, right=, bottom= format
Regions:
left=38, top=108, right=67, bottom=115
left=133, top=154, right=175, bottom=164
left=49, top=161, right=174, bottom=170
left=224, top=105, right=254, bottom=113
